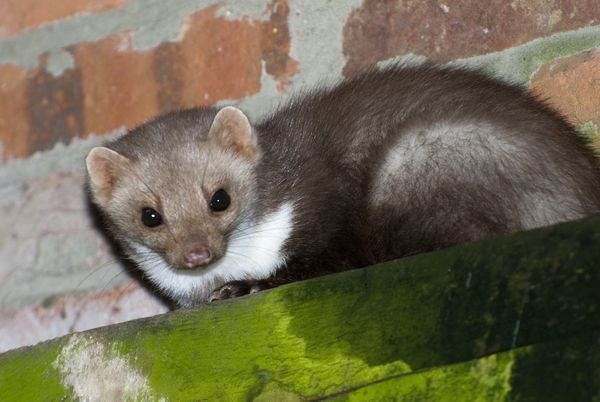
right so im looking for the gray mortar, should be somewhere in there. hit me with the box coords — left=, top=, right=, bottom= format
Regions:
left=217, top=61, right=284, bottom=121
left=0, top=128, right=125, bottom=204
left=220, top=0, right=364, bottom=120
left=0, top=0, right=268, bottom=70
left=380, top=24, right=600, bottom=87
left=455, top=24, right=600, bottom=85
left=215, top=1, right=272, bottom=22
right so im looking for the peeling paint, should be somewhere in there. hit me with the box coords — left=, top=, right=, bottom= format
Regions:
left=53, top=335, right=162, bottom=401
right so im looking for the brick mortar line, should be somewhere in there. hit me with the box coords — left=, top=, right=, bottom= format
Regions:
left=0, top=0, right=268, bottom=69
left=454, top=24, right=600, bottom=85
left=2, top=23, right=599, bottom=181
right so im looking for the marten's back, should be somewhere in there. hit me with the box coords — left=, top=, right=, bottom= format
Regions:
left=255, top=65, right=600, bottom=266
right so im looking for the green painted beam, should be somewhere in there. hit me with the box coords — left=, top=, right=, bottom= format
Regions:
left=1, top=214, right=599, bottom=401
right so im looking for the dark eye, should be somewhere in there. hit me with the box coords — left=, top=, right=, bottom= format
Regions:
left=209, top=189, right=230, bottom=212
left=141, top=207, right=163, bottom=227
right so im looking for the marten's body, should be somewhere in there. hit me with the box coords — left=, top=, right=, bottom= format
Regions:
left=86, top=65, right=600, bottom=306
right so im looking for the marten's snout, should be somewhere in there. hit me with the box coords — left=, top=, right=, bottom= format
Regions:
left=183, top=247, right=212, bottom=268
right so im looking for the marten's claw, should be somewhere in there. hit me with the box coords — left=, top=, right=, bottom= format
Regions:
left=209, top=280, right=267, bottom=302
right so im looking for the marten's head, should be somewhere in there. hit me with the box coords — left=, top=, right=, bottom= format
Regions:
left=85, top=107, right=262, bottom=305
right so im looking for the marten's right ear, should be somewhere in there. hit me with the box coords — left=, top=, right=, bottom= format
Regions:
left=86, top=147, right=130, bottom=204
left=208, top=106, right=259, bottom=160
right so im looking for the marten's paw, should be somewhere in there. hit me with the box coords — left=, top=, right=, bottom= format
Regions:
left=209, top=280, right=270, bottom=302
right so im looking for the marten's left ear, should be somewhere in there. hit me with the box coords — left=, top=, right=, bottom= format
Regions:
left=208, top=106, right=258, bottom=160
left=85, top=147, right=131, bottom=205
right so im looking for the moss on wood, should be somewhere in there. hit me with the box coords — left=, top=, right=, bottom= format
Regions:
left=1, top=214, right=599, bottom=401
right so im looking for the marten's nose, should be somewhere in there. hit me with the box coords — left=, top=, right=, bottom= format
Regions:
left=183, top=247, right=212, bottom=268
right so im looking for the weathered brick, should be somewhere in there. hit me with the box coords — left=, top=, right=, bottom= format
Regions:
left=0, top=64, right=29, bottom=160
left=0, top=1, right=298, bottom=161
left=26, top=55, right=86, bottom=152
left=343, top=0, right=600, bottom=76
left=0, top=0, right=126, bottom=40
left=75, top=5, right=266, bottom=135
left=531, top=49, right=600, bottom=125
left=0, top=57, right=87, bottom=159
left=531, top=49, right=600, bottom=151
left=74, top=35, right=159, bottom=136
left=260, top=0, right=299, bottom=92
left=154, top=4, right=263, bottom=111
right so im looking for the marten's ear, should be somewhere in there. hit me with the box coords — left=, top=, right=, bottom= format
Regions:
left=208, top=106, right=258, bottom=160
left=86, top=147, right=131, bottom=204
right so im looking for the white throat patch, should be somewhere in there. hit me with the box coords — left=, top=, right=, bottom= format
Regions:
left=128, top=202, right=295, bottom=306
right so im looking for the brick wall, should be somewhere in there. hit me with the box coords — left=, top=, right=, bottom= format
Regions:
left=1, top=0, right=599, bottom=352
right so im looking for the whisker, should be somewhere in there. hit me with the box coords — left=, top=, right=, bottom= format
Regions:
left=100, top=269, right=126, bottom=294
left=74, top=257, right=120, bottom=291
left=112, top=279, right=139, bottom=306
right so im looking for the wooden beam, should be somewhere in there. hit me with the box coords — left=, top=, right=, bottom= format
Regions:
left=1, top=214, right=599, bottom=401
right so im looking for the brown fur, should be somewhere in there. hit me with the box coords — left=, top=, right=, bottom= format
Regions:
left=87, top=108, right=259, bottom=271
left=86, top=64, right=600, bottom=305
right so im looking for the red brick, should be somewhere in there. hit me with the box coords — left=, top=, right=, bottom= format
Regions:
left=74, top=35, right=159, bottom=136
left=532, top=50, right=600, bottom=124
left=260, top=0, right=299, bottom=92
left=531, top=49, right=600, bottom=149
left=0, top=64, right=31, bottom=159
left=0, top=2, right=298, bottom=160
left=26, top=55, right=85, bottom=152
left=162, top=4, right=264, bottom=109
left=343, top=0, right=600, bottom=76
left=0, top=0, right=126, bottom=40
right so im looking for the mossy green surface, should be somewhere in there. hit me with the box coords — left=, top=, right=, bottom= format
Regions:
left=0, top=339, right=70, bottom=401
left=328, top=330, right=600, bottom=401
left=1, top=214, right=599, bottom=401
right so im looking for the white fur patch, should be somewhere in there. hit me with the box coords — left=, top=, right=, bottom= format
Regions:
left=370, top=121, right=585, bottom=229
left=128, top=202, right=295, bottom=306
left=371, top=121, right=519, bottom=205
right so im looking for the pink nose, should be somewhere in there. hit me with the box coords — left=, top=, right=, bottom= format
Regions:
left=183, top=247, right=212, bottom=268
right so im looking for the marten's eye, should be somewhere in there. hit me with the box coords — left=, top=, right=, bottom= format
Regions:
left=209, top=189, right=230, bottom=212
left=141, top=207, right=163, bottom=227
